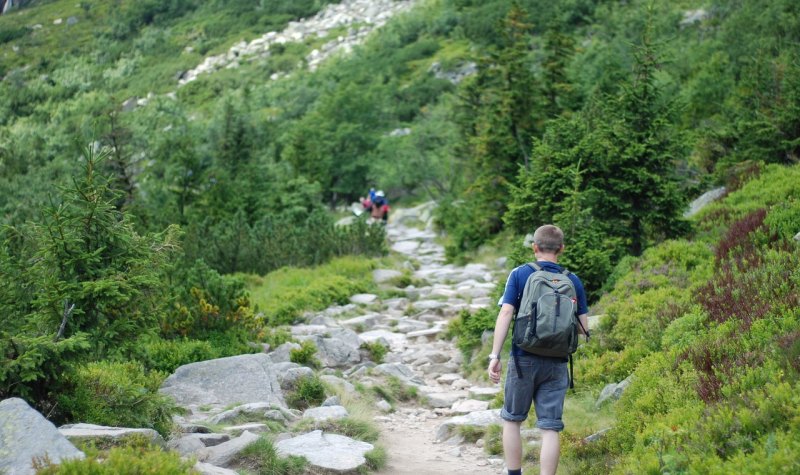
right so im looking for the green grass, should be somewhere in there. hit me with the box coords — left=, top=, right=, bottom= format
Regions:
left=232, top=436, right=307, bottom=475
left=240, top=256, right=377, bottom=324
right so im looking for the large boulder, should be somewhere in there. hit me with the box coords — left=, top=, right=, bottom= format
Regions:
left=0, top=398, right=84, bottom=475
left=276, top=430, right=373, bottom=473
left=160, top=353, right=285, bottom=408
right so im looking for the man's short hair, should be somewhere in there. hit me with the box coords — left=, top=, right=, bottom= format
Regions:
left=533, top=225, right=564, bottom=253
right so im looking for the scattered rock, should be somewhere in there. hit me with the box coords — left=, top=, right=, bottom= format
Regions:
left=276, top=430, right=374, bottom=473
left=468, top=387, right=502, bottom=400
left=584, top=428, right=611, bottom=443
left=596, top=374, right=634, bottom=407
left=197, top=430, right=260, bottom=467
left=373, top=269, right=403, bottom=283
left=193, top=461, right=239, bottom=475
left=303, top=405, right=349, bottom=422
left=435, top=409, right=502, bottom=442
left=376, top=399, right=392, bottom=413
left=207, top=402, right=274, bottom=425
left=350, top=293, right=378, bottom=305
left=0, top=398, right=84, bottom=475
left=66, top=16, right=78, bottom=25
left=684, top=186, right=726, bottom=217
left=320, top=374, right=357, bottom=394
left=374, top=362, right=424, bottom=386
left=451, top=399, right=489, bottom=414
left=680, top=9, right=710, bottom=27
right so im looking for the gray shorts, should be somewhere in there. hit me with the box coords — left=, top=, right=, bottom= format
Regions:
left=500, top=353, right=569, bottom=431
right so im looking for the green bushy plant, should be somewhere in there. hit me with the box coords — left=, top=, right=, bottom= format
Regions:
left=360, top=341, right=388, bottom=364
left=135, top=337, right=220, bottom=373
left=285, top=374, right=326, bottom=410
left=289, top=340, right=320, bottom=369
left=230, top=436, right=307, bottom=475
left=57, top=360, right=176, bottom=437
left=35, top=444, right=194, bottom=474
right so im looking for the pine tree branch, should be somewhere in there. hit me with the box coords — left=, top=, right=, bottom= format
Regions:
left=54, top=300, right=75, bottom=342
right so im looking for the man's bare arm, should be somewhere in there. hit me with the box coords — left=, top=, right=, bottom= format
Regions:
left=487, top=303, right=515, bottom=384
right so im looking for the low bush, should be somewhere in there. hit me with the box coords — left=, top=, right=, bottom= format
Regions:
left=290, top=340, right=320, bottom=368
left=360, top=341, right=388, bottom=364
left=285, top=374, right=326, bottom=410
left=135, top=337, right=219, bottom=373
left=57, top=361, right=176, bottom=437
left=362, top=446, right=388, bottom=473
left=232, top=436, right=307, bottom=475
left=244, top=256, right=376, bottom=325
left=35, top=444, right=194, bottom=474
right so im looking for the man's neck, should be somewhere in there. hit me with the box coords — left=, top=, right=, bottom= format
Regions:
left=535, top=253, right=559, bottom=264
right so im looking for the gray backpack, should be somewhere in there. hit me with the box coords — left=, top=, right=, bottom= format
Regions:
left=512, top=263, right=581, bottom=358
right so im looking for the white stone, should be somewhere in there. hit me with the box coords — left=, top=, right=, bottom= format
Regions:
left=276, top=430, right=373, bottom=473
left=451, top=399, right=489, bottom=414
left=350, top=293, right=378, bottom=305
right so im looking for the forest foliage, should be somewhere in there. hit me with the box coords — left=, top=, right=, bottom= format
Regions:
left=1, top=0, right=799, bottom=471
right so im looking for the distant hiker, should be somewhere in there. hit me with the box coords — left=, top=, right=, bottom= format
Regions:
left=371, top=190, right=389, bottom=223
left=487, top=225, right=589, bottom=475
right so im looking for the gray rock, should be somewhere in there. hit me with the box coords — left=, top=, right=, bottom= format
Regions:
left=684, top=187, right=726, bottom=217
left=425, top=391, right=466, bottom=408
left=121, top=97, right=138, bottom=112
left=584, top=428, right=611, bottom=443
left=435, top=409, right=502, bottom=442
left=168, top=435, right=206, bottom=456
left=59, top=423, right=165, bottom=448
left=376, top=400, right=392, bottom=413
left=392, top=240, right=420, bottom=254
left=596, top=374, right=634, bottom=407
left=193, top=461, right=239, bottom=475
left=322, top=396, right=341, bottom=407
left=350, top=293, right=378, bottom=305
left=374, top=363, right=424, bottom=386
left=320, top=374, right=356, bottom=394
left=276, top=430, right=373, bottom=473
left=468, top=387, right=502, bottom=400
left=66, top=16, right=78, bottom=26
left=794, top=231, right=800, bottom=242
left=278, top=366, right=315, bottom=388
left=197, top=430, right=260, bottom=467
left=0, top=398, right=84, bottom=475
left=359, top=330, right=408, bottom=350
left=373, top=269, right=403, bottom=284
left=340, top=314, right=381, bottom=330
left=451, top=399, right=489, bottom=414
left=680, top=8, right=709, bottom=27
left=207, top=402, right=273, bottom=425
left=159, top=353, right=285, bottom=408
left=303, top=332, right=361, bottom=368
left=268, top=342, right=301, bottom=363
left=303, top=405, right=349, bottom=422
left=223, top=423, right=270, bottom=436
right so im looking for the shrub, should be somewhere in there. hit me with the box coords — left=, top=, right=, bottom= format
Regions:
left=35, top=445, right=194, bottom=474
left=362, top=446, right=388, bottom=472
left=285, top=374, right=326, bottom=410
left=231, top=436, right=307, bottom=475
left=290, top=340, right=320, bottom=368
left=57, top=361, right=176, bottom=437
left=309, top=417, right=380, bottom=443
left=361, top=341, right=388, bottom=364
left=484, top=424, right=503, bottom=455
left=135, top=337, right=220, bottom=373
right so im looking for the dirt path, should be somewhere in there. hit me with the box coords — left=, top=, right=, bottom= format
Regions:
left=371, top=204, right=505, bottom=474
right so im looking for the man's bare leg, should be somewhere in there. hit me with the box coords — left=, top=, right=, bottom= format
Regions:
left=503, top=420, right=523, bottom=471
left=539, top=429, right=560, bottom=475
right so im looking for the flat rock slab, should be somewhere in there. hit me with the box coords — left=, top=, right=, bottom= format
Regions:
left=451, top=399, right=490, bottom=414
left=198, top=430, right=260, bottom=467
left=435, top=409, right=502, bottom=442
left=373, top=269, right=403, bottom=284
left=303, top=405, right=349, bottom=422
left=160, top=353, right=285, bottom=408
left=0, top=398, right=84, bottom=475
left=350, top=293, right=378, bottom=305
left=59, top=423, right=165, bottom=448
left=359, top=330, right=408, bottom=350
left=425, top=391, right=467, bottom=408
left=276, top=430, right=374, bottom=473
left=374, top=363, right=424, bottom=386
left=468, top=387, right=502, bottom=400
left=392, top=240, right=420, bottom=254
left=194, top=461, right=239, bottom=475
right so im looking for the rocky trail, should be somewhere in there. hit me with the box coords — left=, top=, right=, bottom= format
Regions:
left=1, top=203, right=521, bottom=475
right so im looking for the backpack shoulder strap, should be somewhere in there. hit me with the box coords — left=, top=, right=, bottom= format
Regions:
left=527, top=262, right=542, bottom=272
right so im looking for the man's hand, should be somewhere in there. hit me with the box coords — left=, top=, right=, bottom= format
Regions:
left=488, top=358, right=502, bottom=384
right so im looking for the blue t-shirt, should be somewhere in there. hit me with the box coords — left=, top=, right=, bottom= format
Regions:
left=500, top=261, right=589, bottom=357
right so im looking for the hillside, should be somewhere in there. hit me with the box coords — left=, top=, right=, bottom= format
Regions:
left=1, top=0, right=800, bottom=473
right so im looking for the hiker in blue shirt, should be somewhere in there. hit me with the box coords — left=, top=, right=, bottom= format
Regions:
left=487, top=224, right=589, bottom=475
